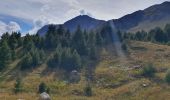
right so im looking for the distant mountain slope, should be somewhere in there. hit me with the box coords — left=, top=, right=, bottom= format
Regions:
left=37, top=15, right=105, bottom=36
left=112, top=1, right=170, bottom=32
left=38, top=1, right=170, bottom=35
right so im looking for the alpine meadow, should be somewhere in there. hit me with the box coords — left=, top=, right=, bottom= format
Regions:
left=1, top=1, right=170, bottom=100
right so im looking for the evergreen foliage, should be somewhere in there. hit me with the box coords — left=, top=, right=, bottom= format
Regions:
left=14, top=78, right=23, bottom=94
left=38, top=82, right=47, bottom=93
left=165, top=69, right=170, bottom=84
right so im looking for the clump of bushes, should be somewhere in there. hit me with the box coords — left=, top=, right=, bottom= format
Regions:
left=84, top=85, right=92, bottom=96
left=141, top=63, right=156, bottom=77
left=165, top=69, right=170, bottom=84
left=14, top=78, right=23, bottom=94
left=38, top=82, right=50, bottom=94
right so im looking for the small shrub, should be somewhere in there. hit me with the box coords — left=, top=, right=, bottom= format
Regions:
left=84, top=85, right=92, bottom=96
left=38, top=82, right=47, bottom=93
left=46, top=87, right=50, bottom=94
left=165, top=69, right=170, bottom=84
left=141, top=63, right=156, bottom=77
left=121, top=42, right=127, bottom=51
left=14, top=78, right=23, bottom=94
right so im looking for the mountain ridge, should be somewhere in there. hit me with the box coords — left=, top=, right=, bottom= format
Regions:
left=37, top=1, right=170, bottom=36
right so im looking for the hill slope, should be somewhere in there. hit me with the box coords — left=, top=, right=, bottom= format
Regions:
left=112, top=1, right=170, bottom=32
left=1, top=40, right=170, bottom=99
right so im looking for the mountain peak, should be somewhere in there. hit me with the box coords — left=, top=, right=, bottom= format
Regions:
left=37, top=15, right=105, bottom=36
left=63, top=15, right=105, bottom=32
left=77, top=15, right=92, bottom=18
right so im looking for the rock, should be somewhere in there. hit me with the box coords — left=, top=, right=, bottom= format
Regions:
left=132, top=65, right=142, bottom=69
left=39, top=92, right=51, bottom=100
left=71, top=89, right=82, bottom=95
left=69, top=70, right=80, bottom=83
left=142, top=83, right=148, bottom=87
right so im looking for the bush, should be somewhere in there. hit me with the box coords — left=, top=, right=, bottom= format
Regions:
left=38, top=82, right=47, bottom=93
left=84, top=85, right=92, bottom=96
left=165, top=69, right=170, bottom=84
left=121, top=42, right=127, bottom=51
left=46, top=87, right=50, bottom=94
left=14, top=78, right=23, bottom=94
left=141, top=63, right=156, bottom=77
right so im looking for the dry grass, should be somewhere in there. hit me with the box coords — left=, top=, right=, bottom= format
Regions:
left=1, top=40, right=170, bottom=99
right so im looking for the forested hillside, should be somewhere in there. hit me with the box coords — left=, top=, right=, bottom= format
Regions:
left=0, top=24, right=115, bottom=72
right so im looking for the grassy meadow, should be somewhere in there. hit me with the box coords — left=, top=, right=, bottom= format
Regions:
left=1, top=40, right=170, bottom=100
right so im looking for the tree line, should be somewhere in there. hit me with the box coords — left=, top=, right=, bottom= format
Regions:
left=122, top=24, right=170, bottom=45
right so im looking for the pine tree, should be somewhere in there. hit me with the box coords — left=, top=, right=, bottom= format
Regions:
left=60, top=48, right=71, bottom=70
left=39, top=49, right=46, bottom=63
left=71, top=50, right=81, bottom=71
left=11, top=50, right=16, bottom=60
left=9, top=32, right=18, bottom=49
left=47, top=45, right=62, bottom=68
left=164, top=24, right=170, bottom=40
left=14, top=78, right=23, bottom=94
left=62, top=29, right=71, bottom=47
left=89, top=46, right=97, bottom=60
left=88, top=32, right=97, bottom=60
left=31, top=49, right=40, bottom=66
left=72, top=25, right=88, bottom=55
left=96, top=33, right=103, bottom=46
left=20, top=53, right=33, bottom=70
left=0, top=40, right=11, bottom=70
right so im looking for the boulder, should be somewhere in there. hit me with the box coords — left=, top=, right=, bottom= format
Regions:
left=39, top=92, right=51, bottom=100
left=132, top=65, right=142, bottom=69
left=69, top=70, right=80, bottom=83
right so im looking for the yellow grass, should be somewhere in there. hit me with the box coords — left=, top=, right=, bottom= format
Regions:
left=1, top=40, right=170, bottom=99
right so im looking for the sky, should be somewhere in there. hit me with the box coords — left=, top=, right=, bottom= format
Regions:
left=0, top=0, right=169, bottom=35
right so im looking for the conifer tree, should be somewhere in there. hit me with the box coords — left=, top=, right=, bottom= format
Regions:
left=0, top=40, right=11, bottom=70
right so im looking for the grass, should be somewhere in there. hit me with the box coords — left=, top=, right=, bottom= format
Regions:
left=1, top=40, right=170, bottom=99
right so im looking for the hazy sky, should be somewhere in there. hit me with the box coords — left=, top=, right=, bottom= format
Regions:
left=0, top=0, right=169, bottom=35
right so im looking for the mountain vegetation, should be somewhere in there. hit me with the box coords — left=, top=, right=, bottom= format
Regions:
left=1, top=1, right=170, bottom=100
left=122, top=24, right=170, bottom=45
left=0, top=24, right=114, bottom=72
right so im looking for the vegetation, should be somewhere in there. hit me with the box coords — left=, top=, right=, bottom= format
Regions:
left=84, top=85, right=92, bottom=96
left=0, top=24, right=113, bottom=72
left=165, top=69, right=170, bottom=84
left=38, top=82, right=47, bottom=93
left=141, top=63, right=156, bottom=77
left=122, top=24, right=170, bottom=45
left=1, top=21, right=170, bottom=99
left=14, top=78, right=23, bottom=94
left=0, top=32, right=170, bottom=99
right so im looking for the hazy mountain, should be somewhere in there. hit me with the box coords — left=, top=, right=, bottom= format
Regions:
left=63, top=15, right=106, bottom=32
left=112, top=1, right=170, bottom=32
left=38, top=1, right=170, bottom=35
left=37, top=15, right=105, bottom=36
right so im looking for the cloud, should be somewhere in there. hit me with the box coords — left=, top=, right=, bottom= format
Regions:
left=7, top=21, right=21, bottom=32
left=0, top=21, right=21, bottom=36
left=80, top=9, right=85, bottom=15
left=79, top=9, right=93, bottom=17
left=28, top=18, right=49, bottom=34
